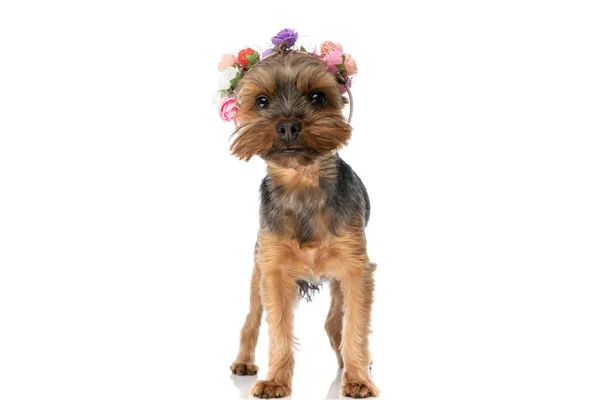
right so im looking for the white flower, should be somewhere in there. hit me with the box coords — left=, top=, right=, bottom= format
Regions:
left=212, top=91, right=223, bottom=105
left=217, top=66, right=239, bottom=90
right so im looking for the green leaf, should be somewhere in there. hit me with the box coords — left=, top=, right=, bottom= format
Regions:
left=246, top=51, right=259, bottom=68
left=229, top=71, right=243, bottom=90
left=300, top=46, right=307, bottom=52
left=335, top=54, right=347, bottom=74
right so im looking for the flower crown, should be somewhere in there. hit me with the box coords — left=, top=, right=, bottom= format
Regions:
left=214, top=29, right=357, bottom=123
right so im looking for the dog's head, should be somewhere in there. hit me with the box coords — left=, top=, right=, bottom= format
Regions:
left=229, top=51, right=352, bottom=168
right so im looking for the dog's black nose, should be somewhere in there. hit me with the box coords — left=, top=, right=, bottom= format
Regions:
left=277, top=120, right=301, bottom=142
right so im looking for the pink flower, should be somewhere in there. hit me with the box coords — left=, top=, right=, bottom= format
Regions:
left=219, top=97, right=238, bottom=122
left=344, top=54, right=357, bottom=75
left=339, top=77, right=352, bottom=94
left=322, top=49, right=343, bottom=73
left=217, top=54, right=237, bottom=71
left=320, top=41, right=343, bottom=55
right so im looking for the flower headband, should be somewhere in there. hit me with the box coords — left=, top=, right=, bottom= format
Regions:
left=214, top=29, right=357, bottom=124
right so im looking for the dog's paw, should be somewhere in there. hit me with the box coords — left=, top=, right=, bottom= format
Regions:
left=342, top=379, right=379, bottom=398
left=230, top=361, right=258, bottom=376
left=251, top=379, right=291, bottom=398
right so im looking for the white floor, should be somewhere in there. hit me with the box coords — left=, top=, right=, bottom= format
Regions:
left=228, top=368, right=350, bottom=400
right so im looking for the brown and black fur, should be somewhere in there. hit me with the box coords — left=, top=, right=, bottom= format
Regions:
left=229, top=50, right=379, bottom=399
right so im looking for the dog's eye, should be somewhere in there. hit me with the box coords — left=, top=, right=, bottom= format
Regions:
left=309, top=92, right=326, bottom=107
left=255, top=95, right=270, bottom=111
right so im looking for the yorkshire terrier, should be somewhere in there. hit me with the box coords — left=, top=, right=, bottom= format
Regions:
left=218, top=30, right=379, bottom=399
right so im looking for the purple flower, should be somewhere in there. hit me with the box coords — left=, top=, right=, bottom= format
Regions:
left=271, top=29, right=298, bottom=48
left=262, top=48, right=273, bottom=58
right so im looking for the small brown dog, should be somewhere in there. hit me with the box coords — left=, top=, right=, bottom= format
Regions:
left=219, top=32, right=379, bottom=399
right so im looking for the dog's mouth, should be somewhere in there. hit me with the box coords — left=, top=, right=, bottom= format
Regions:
left=264, top=145, right=320, bottom=165
left=282, top=146, right=304, bottom=153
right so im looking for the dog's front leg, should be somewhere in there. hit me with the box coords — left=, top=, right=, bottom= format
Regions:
left=250, top=252, right=297, bottom=398
left=340, top=264, right=380, bottom=398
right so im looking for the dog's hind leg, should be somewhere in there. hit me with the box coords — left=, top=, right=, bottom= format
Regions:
left=230, top=261, right=263, bottom=376
left=325, top=279, right=344, bottom=368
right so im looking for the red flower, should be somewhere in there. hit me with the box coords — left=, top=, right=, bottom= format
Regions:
left=237, top=48, right=259, bottom=70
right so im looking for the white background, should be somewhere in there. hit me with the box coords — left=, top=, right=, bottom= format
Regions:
left=1, top=1, right=599, bottom=399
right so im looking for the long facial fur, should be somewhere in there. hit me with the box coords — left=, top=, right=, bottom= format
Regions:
left=230, top=51, right=352, bottom=166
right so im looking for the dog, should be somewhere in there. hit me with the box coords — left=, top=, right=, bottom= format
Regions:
left=218, top=32, right=379, bottom=398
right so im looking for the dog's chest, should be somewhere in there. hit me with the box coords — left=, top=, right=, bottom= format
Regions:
left=277, top=189, right=329, bottom=243
left=261, top=165, right=333, bottom=243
